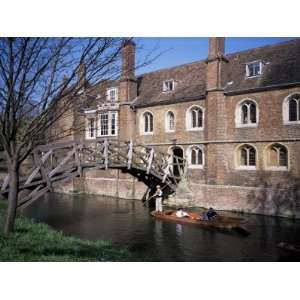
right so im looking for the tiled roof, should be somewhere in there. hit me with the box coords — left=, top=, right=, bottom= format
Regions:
left=134, top=60, right=207, bottom=108
left=84, top=38, right=300, bottom=109
left=134, top=38, right=300, bottom=107
left=223, top=38, right=300, bottom=94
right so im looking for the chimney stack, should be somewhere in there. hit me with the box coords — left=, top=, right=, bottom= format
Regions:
left=206, top=37, right=228, bottom=91
left=119, top=39, right=137, bottom=102
left=121, top=39, right=136, bottom=81
left=119, top=39, right=137, bottom=141
left=208, top=37, right=225, bottom=61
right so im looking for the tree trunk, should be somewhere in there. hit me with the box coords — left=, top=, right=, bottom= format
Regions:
left=3, top=161, right=19, bottom=235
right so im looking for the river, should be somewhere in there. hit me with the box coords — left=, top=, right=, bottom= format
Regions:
left=22, top=193, right=300, bottom=261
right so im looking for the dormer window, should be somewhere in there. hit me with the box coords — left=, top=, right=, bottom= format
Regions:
left=106, top=87, right=118, bottom=101
left=246, top=61, right=262, bottom=78
left=163, top=80, right=175, bottom=92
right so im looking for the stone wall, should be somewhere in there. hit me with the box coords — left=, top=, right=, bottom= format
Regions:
left=166, top=182, right=300, bottom=219
left=53, top=169, right=148, bottom=200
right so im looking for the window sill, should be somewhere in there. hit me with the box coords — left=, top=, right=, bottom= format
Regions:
left=186, top=127, right=204, bottom=132
left=188, top=165, right=204, bottom=169
left=140, top=132, right=154, bottom=136
left=283, top=121, right=300, bottom=125
left=236, top=166, right=257, bottom=171
left=245, top=75, right=261, bottom=79
left=235, top=123, right=257, bottom=128
left=265, top=166, right=289, bottom=171
left=85, top=136, right=96, bottom=140
left=165, top=130, right=175, bottom=133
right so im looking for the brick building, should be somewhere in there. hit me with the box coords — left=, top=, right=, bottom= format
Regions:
left=58, top=37, right=300, bottom=218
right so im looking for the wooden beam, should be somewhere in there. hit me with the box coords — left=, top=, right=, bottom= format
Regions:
left=103, top=139, right=109, bottom=170
left=74, top=144, right=83, bottom=177
left=17, top=186, right=49, bottom=209
left=127, top=140, right=133, bottom=169
left=48, top=148, right=76, bottom=178
left=33, top=150, right=53, bottom=192
left=24, top=149, right=53, bottom=185
left=1, top=174, right=10, bottom=191
left=146, top=148, right=154, bottom=174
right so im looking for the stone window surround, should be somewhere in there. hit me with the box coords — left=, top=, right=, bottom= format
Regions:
left=235, top=98, right=259, bottom=128
left=165, top=110, right=176, bottom=133
left=140, top=110, right=154, bottom=135
left=186, top=145, right=204, bottom=169
left=235, top=143, right=257, bottom=170
left=186, top=105, right=205, bottom=131
left=263, top=142, right=289, bottom=171
left=282, top=92, right=300, bottom=125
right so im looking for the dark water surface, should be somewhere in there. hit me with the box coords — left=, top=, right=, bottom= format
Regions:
left=22, top=193, right=300, bottom=261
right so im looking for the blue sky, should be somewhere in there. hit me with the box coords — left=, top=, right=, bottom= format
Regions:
left=135, top=37, right=297, bottom=75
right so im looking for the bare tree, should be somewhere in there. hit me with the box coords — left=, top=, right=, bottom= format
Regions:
left=0, top=37, right=138, bottom=234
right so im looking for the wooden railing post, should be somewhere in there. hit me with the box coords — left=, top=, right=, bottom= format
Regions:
left=146, top=148, right=154, bottom=174
left=104, top=139, right=109, bottom=170
left=127, top=139, right=133, bottom=169
left=74, top=143, right=83, bottom=177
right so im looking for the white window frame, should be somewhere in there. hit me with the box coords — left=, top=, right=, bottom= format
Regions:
left=85, top=117, right=97, bottom=140
left=140, top=111, right=154, bottom=135
left=186, top=145, right=204, bottom=169
left=283, top=93, right=300, bottom=125
left=163, top=80, right=175, bottom=92
left=98, top=111, right=118, bottom=137
left=235, top=144, right=257, bottom=170
left=186, top=105, right=204, bottom=131
left=246, top=61, right=263, bottom=78
left=106, top=87, right=118, bottom=101
left=165, top=111, right=175, bottom=133
left=235, top=99, right=259, bottom=128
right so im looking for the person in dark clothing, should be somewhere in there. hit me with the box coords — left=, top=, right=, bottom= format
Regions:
left=206, top=207, right=218, bottom=220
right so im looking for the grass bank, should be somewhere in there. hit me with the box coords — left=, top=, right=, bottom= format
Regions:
left=0, top=201, right=154, bottom=262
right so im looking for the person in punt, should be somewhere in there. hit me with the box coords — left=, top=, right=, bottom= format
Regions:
left=154, top=185, right=163, bottom=214
left=175, top=208, right=190, bottom=218
left=203, top=207, right=218, bottom=221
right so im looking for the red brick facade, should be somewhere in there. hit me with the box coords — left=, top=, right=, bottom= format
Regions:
left=59, top=38, right=300, bottom=218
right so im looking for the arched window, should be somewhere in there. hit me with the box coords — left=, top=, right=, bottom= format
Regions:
left=288, top=95, right=300, bottom=121
left=187, top=146, right=204, bottom=168
left=236, top=99, right=258, bottom=127
left=237, top=144, right=256, bottom=169
left=143, top=112, right=153, bottom=133
left=166, top=111, right=175, bottom=132
left=283, top=93, right=300, bottom=124
left=186, top=106, right=203, bottom=130
left=266, top=143, right=288, bottom=169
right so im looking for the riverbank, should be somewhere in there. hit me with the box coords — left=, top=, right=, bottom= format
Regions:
left=0, top=201, right=153, bottom=262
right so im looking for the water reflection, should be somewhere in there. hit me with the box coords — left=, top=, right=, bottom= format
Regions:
left=21, top=193, right=300, bottom=262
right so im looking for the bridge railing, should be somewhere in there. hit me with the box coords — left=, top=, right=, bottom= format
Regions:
left=1, top=139, right=186, bottom=207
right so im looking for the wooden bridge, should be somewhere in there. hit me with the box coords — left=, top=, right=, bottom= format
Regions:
left=0, top=140, right=185, bottom=208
